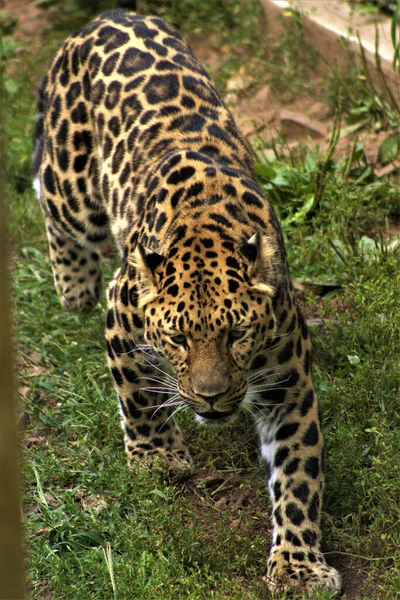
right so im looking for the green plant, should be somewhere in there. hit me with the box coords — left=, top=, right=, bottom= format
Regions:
left=255, top=118, right=399, bottom=290
left=326, top=21, right=400, bottom=132
left=255, top=147, right=328, bottom=225
left=266, top=8, right=318, bottom=99
left=0, top=36, right=19, bottom=96
left=256, top=133, right=397, bottom=229
left=0, top=10, right=18, bottom=36
left=391, top=2, right=400, bottom=72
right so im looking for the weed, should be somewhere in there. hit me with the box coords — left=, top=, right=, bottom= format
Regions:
left=266, top=8, right=319, bottom=100
left=0, top=36, right=19, bottom=96
left=391, top=2, right=400, bottom=72
left=256, top=134, right=398, bottom=274
left=325, top=14, right=400, bottom=132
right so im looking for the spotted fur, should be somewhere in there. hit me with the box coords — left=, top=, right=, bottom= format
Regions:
left=34, top=10, right=341, bottom=594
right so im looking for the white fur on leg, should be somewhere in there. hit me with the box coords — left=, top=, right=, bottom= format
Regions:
left=33, top=177, right=41, bottom=200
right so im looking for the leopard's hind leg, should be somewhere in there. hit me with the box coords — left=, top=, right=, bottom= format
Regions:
left=43, top=218, right=103, bottom=313
left=34, top=72, right=109, bottom=314
left=35, top=162, right=109, bottom=314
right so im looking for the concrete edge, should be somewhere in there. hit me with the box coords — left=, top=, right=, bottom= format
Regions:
left=260, top=0, right=400, bottom=98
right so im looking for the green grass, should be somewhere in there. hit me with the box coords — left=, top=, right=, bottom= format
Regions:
left=3, top=2, right=400, bottom=599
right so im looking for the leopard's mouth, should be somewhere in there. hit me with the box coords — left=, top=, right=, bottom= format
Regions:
left=195, top=410, right=238, bottom=426
left=194, top=399, right=244, bottom=425
left=179, top=390, right=245, bottom=425
left=196, top=408, right=237, bottom=421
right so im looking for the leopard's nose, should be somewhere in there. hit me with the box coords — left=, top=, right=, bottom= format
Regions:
left=192, top=379, right=230, bottom=399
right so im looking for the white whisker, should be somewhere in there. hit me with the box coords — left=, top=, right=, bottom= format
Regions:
left=247, top=384, right=293, bottom=395
left=247, top=400, right=285, bottom=408
left=160, top=403, right=187, bottom=427
left=141, top=388, right=178, bottom=394
left=247, top=365, right=284, bottom=384
left=117, top=343, right=154, bottom=357
left=247, top=404, right=266, bottom=418
left=137, top=395, right=182, bottom=413
left=247, top=379, right=292, bottom=392
left=137, top=375, right=178, bottom=388
left=145, top=375, right=175, bottom=384
left=139, top=401, right=182, bottom=412
left=263, top=326, right=299, bottom=354
left=127, top=338, right=178, bottom=385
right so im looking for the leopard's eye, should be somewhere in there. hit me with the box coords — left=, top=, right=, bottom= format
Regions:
left=170, top=333, right=187, bottom=345
left=228, top=329, right=246, bottom=342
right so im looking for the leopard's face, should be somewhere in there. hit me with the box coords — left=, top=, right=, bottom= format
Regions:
left=138, top=236, right=277, bottom=422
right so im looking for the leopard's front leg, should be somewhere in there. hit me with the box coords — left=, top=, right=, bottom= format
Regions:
left=252, top=319, right=341, bottom=595
left=106, top=267, right=193, bottom=473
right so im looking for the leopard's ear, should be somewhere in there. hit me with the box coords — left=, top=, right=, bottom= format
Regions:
left=130, top=243, right=165, bottom=307
left=239, top=232, right=261, bottom=263
left=137, top=243, right=164, bottom=274
left=239, top=232, right=275, bottom=295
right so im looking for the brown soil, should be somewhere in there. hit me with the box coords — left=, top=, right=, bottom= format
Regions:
left=2, top=0, right=55, bottom=38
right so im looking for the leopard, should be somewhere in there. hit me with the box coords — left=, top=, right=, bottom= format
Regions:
left=33, top=9, right=342, bottom=595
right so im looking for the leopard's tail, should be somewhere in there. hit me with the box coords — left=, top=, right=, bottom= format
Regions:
left=32, top=75, right=48, bottom=199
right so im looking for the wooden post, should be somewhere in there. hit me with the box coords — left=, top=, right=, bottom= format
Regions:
left=0, top=134, right=25, bottom=598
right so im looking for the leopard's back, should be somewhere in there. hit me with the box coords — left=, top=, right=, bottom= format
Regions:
left=35, top=10, right=255, bottom=251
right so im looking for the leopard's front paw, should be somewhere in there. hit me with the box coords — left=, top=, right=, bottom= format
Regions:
left=265, top=547, right=342, bottom=596
left=127, top=443, right=194, bottom=474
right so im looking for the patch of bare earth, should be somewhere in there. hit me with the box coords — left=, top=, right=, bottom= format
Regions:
left=3, top=0, right=56, bottom=40
left=177, top=469, right=272, bottom=595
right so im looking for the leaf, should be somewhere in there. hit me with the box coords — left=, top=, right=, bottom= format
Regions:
left=4, top=78, right=18, bottom=95
left=33, top=0, right=63, bottom=7
left=150, top=489, right=169, bottom=500
left=301, top=182, right=317, bottom=195
left=0, top=37, right=17, bottom=60
left=272, top=172, right=290, bottom=187
left=378, top=133, right=400, bottom=164
left=353, top=165, right=373, bottom=184
left=358, top=236, right=377, bottom=257
left=391, top=3, right=400, bottom=72
left=352, top=143, right=365, bottom=162
left=339, top=122, right=367, bottom=138
left=305, top=152, right=317, bottom=170
left=255, top=163, right=276, bottom=180
left=347, top=355, right=361, bottom=366
left=284, top=193, right=315, bottom=225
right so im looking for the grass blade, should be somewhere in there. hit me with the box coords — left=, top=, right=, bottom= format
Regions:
left=391, top=2, right=400, bottom=72
left=102, top=542, right=118, bottom=600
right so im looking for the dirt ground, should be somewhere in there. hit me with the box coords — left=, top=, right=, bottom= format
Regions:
left=6, top=0, right=398, bottom=168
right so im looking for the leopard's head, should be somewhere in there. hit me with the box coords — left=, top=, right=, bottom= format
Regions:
left=133, top=230, right=278, bottom=423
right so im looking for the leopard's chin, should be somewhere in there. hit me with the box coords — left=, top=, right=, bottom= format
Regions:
left=194, top=408, right=239, bottom=426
